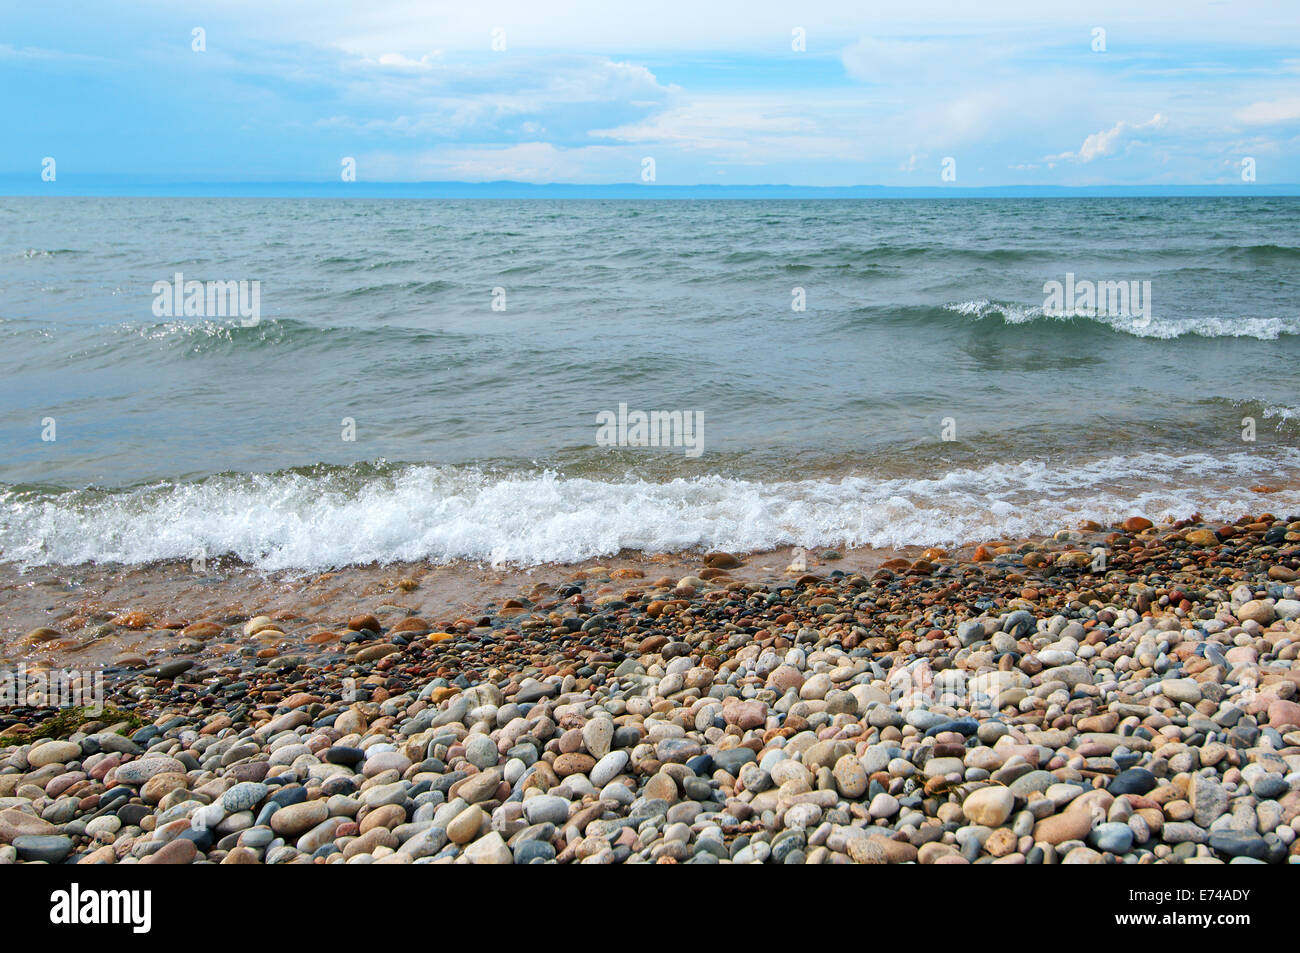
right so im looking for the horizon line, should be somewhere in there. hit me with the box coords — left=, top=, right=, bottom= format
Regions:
left=4, top=179, right=1299, bottom=199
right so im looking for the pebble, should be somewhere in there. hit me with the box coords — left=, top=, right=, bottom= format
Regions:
left=3, top=513, right=1298, bottom=866
left=26, top=740, right=82, bottom=768
left=464, top=831, right=513, bottom=864
left=524, top=795, right=571, bottom=826
left=270, top=800, right=328, bottom=836
left=12, top=834, right=73, bottom=863
left=141, top=838, right=198, bottom=865
left=221, top=782, right=269, bottom=813
left=447, top=805, right=487, bottom=844
left=1090, top=822, right=1134, bottom=854
left=590, top=750, right=629, bottom=787
left=963, top=786, right=1015, bottom=827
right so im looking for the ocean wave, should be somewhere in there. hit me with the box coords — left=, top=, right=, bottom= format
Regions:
left=945, top=299, right=1047, bottom=324
left=339, top=279, right=453, bottom=298
left=18, top=248, right=80, bottom=258
left=3, top=451, right=1298, bottom=571
left=101, top=317, right=467, bottom=355
left=944, top=300, right=1300, bottom=340
left=1265, top=404, right=1300, bottom=426
left=1221, top=243, right=1300, bottom=264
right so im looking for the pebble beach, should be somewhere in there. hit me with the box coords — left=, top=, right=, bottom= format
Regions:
left=2, top=511, right=1300, bottom=865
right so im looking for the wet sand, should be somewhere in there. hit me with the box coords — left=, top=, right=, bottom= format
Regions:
left=1, top=542, right=945, bottom=669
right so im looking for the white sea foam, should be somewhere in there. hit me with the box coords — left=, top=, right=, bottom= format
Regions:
left=1265, top=404, right=1300, bottom=426
left=2, top=450, right=1298, bottom=571
left=945, top=299, right=1046, bottom=324
left=945, top=299, right=1300, bottom=340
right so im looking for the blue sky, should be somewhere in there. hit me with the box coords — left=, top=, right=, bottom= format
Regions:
left=3, top=0, right=1299, bottom=187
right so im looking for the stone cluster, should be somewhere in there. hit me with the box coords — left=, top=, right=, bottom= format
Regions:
left=2, top=514, right=1299, bottom=864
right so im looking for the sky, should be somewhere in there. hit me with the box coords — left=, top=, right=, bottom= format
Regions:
left=3, top=0, right=1300, bottom=188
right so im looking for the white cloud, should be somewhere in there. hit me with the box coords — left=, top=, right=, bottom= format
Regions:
left=1236, top=97, right=1300, bottom=125
left=371, top=52, right=442, bottom=71
left=191, top=0, right=1300, bottom=55
left=841, top=37, right=963, bottom=84
left=11, top=0, right=1300, bottom=186
left=1045, top=113, right=1169, bottom=164
left=0, top=42, right=110, bottom=65
left=362, top=142, right=632, bottom=182
left=313, top=54, right=675, bottom=139
left=591, top=97, right=837, bottom=156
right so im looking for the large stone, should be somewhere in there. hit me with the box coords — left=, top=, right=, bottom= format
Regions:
left=1089, top=822, right=1134, bottom=854
left=464, top=831, right=513, bottom=864
left=845, top=836, right=888, bottom=864
left=868, top=793, right=899, bottom=819
left=141, top=772, right=187, bottom=805
left=963, top=786, right=1015, bottom=828
left=396, top=826, right=448, bottom=859
left=1009, top=770, right=1057, bottom=798
left=582, top=718, right=615, bottom=759
left=712, top=747, right=756, bottom=776
left=447, top=805, right=487, bottom=845
left=1207, top=831, right=1268, bottom=860
left=1061, top=846, right=1104, bottom=864
left=1161, top=678, right=1202, bottom=705
left=114, top=757, right=187, bottom=785
left=553, top=753, right=596, bottom=777
left=1162, top=822, right=1206, bottom=844
left=1190, top=775, right=1229, bottom=828
left=1268, top=699, right=1300, bottom=729
left=832, top=754, right=867, bottom=799
left=589, top=751, right=628, bottom=788
left=12, top=834, right=73, bottom=863
left=141, top=838, right=197, bottom=865
left=724, top=701, right=768, bottom=731
left=296, top=817, right=345, bottom=853
left=360, top=780, right=409, bottom=808
left=221, top=781, right=269, bottom=813
left=26, top=741, right=82, bottom=768
left=957, top=620, right=985, bottom=647
left=270, top=800, right=328, bottom=836
left=523, top=795, right=571, bottom=826
left=0, top=809, right=57, bottom=844
left=1034, top=810, right=1094, bottom=845
left=767, top=665, right=805, bottom=693
left=1236, top=600, right=1275, bottom=625
left=462, top=735, right=500, bottom=770
left=458, top=768, right=503, bottom=803
left=1108, top=768, right=1158, bottom=796
left=804, top=740, right=851, bottom=773
left=644, top=772, right=678, bottom=803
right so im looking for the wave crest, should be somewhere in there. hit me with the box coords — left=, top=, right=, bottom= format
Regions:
left=3, top=451, right=1298, bottom=570
left=944, top=300, right=1300, bottom=340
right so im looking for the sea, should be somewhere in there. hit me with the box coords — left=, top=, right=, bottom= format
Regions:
left=2, top=196, right=1299, bottom=570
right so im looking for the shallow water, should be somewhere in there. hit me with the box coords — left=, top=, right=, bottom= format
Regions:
left=2, top=197, right=1298, bottom=568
